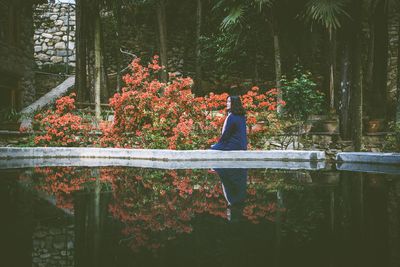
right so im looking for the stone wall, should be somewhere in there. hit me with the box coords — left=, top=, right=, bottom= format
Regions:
left=34, top=3, right=76, bottom=68
left=32, top=3, right=188, bottom=73
left=32, top=224, right=74, bottom=267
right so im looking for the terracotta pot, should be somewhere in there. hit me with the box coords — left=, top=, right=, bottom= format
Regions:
left=366, top=119, right=385, bottom=133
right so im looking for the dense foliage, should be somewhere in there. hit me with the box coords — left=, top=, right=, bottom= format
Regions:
left=33, top=56, right=285, bottom=149
left=33, top=93, right=94, bottom=146
left=281, top=67, right=325, bottom=121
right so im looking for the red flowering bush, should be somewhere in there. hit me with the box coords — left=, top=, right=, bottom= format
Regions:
left=241, top=86, right=286, bottom=149
left=99, top=56, right=227, bottom=149
left=33, top=93, right=93, bottom=146
left=32, top=56, right=285, bottom=149
left=100, top=56, right=284, bottom=149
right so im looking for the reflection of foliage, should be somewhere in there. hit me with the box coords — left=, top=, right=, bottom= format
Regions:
left=280, top=188, right=326, bottom=244
left=27, top=167, right=328, bottom=252
left=32, top=167, right=100, bottom=210
left=107, top=168, right=227, bottom=251
left=248, top=169, right=326, bottom=242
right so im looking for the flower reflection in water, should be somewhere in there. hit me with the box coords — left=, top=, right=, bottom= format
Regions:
left=28, top=167, right=289, bottom=252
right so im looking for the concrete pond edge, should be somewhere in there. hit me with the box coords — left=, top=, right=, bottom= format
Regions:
left=1, top=148, right=399, bottom=173
left=336, top=152, right=400, bottom=165
left=0, top=147, right=325, bottom=162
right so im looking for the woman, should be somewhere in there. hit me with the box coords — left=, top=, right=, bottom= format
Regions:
left=211, top=95, right=247, bottom=150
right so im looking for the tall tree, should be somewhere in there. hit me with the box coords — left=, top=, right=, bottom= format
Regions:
left=156, top=0, right=168, bottom=81
left=194, top=0, right=203, bottom=95
left=364, top=0, right=378, bottom=114
left=94, top=5, right=102, bottom=120
left=371, top=0, right=389, bottom=118
left=339, top=41, right=351, bottom=139
left=75, top=0, right=87, bottom=102
left=302, top=0, right=349, bottom=112
left=268, top=9, right=283, bottom=112
left=114, top=0, right=122, bottom=92
left=396, top=8, right=400, bottom=126
left=351, top=0, right=364, bottom=151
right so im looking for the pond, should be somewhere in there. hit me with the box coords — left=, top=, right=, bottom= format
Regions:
left=0, top=166, right=399, bottom=267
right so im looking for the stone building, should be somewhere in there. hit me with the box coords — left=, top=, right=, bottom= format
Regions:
left=0, top=0, right=44, bottom=111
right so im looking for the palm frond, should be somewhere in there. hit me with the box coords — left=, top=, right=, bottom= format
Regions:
left=220, top=4, right=245, bottom=30
left=302, top=0, right=350, bottom=30
left=252, top=0, right=274, bottom=11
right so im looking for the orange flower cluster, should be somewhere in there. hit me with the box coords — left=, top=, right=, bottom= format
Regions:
left=33, top=93, right=93, bottom=147
left=100, top=56, right=284, bottom=149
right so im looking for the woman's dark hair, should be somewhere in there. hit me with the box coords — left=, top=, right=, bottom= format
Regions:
left=228, top=95, right=246, bottom=115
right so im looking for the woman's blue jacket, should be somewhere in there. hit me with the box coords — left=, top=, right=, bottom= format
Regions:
left=211, top=113, right=247, bottom=151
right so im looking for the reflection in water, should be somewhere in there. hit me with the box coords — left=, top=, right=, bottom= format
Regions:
left=0, top=167, right=399, bottom=267
left=214, top=168, right=248, bottom=222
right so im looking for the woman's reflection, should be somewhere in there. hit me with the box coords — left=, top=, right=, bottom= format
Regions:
left=213, top=168, right=248, bottom=222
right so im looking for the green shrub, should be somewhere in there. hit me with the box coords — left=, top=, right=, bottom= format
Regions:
left=281, top=66, right=325, bottom=122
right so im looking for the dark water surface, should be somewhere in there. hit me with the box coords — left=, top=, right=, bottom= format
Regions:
left=0, top=167, right=399, bottom=267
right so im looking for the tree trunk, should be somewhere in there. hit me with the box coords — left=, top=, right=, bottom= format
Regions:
left=352, top=0, right=364, bottom=151
left=340, top=42, right=351, bottom=139
left=270, top=16, right=282, bottom=113
left=156, top=0, right=168, bottom=82
left=371, top=0, right=389, bottom=118
left=194, top=0, right=202, bottom=95
left=115, top=0, right=122, bottom=92
left=365, top=20, right=375, bottom=113
left=94, top=9, right=102, bottom=120
left=397, top=15, right=400, bottom=125
left=93, top=172, right=101, bottom=267
left=365, top=1, right=377, bottom=116
left=328, top=28, right=337, bottom=111
left=75, top=0, right=87, bottom=102
left=100, top=22, right=109, bottom=101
